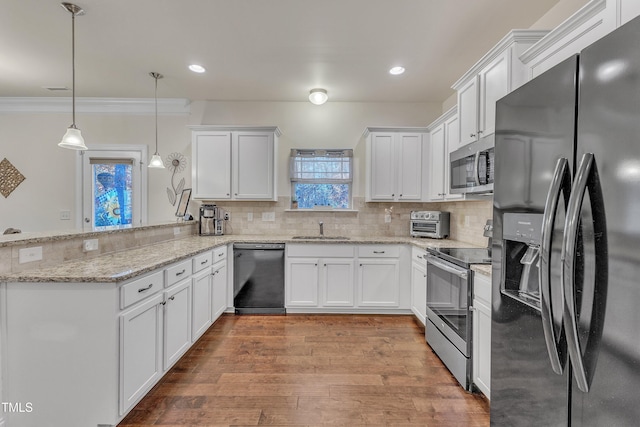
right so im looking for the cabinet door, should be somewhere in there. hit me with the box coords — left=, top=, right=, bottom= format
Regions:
left=397, top=133, right=423, bottom=200
left=428, top=124, right=446, bottom=201
left=212, top=262, right=228, bottom=322
left=473, top=274, right=492, bottom=398
left=286, top=258, right=320, bottom=307
left=458, top=77, right=479, bottom=146
left=357, top=259, right=400, bottom=307
left=191, top=269, right=212, bottom=342
left=473, top=298, right=492, bottom=398
left=369, top=133, right=396, bottom=201
left=192, top=132, right=232, bottom=199
left=444, top=115, right=463, bottom=201
left=119, top=293, right=163, bottom=415
left=233, top=131, right=274, bottom=200
left=479, top=50, right=508, bottom=137
left=321, top=258, right=355, bottom=307
left=163, top=279, right=191, bottom=371
left=620, top=0, right=640, bottom=26
left=410, top=261, right=427, bottom=325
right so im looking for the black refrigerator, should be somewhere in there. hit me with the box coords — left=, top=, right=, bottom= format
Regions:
left=491, top=15, right=640, bottom=426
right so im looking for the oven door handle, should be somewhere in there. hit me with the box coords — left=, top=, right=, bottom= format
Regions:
left=426, top=255, right=468, bottom=279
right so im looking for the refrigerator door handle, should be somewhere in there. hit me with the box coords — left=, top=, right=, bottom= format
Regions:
left=540, top=157, right=571, bottom=375
left=562, top=153, right=608, bottom=393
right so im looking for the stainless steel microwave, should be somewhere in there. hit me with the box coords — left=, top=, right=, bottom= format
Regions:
left=449, top=135, right=494, bottom=194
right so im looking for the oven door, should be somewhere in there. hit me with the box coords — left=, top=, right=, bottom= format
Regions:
left=425, top=254, right=472, bottom=356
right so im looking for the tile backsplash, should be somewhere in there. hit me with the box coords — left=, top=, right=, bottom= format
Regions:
left=211, top=197, right=493, bottom=247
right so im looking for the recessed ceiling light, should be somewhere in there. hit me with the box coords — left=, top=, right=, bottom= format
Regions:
left=188, top=64, right=206, bottom=73
left=389, top=66, right=405, bottom=75
left=309, top=88, right=328, bottom=105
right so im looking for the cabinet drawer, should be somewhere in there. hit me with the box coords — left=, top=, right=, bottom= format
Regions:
left=411, top=247, right=427, bottom=265
left=474, top=274, right=492, bottom=304
left=288, top=244, right=354, bottom=258
left=165, top=259, right=192, bottom=287
left=357, top=245, right=399, bottom=258
left=213, top=245, right=227, bottom=262
left=120, top=270, right=164, bottom=309
left=193, top=251, right=213, bottom=273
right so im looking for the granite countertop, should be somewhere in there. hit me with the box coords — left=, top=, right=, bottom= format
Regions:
left=471, top=264, right=492, bottom=277
left=0, top=235, right=482, bottom=284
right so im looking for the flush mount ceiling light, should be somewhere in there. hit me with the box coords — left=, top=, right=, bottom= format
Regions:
left=58, top=2, right=87, bottom=150
left=389, top=66, right=406, bottom=75
left=148, top=72, right=165, bottom=169
left=188, top=64, right=206, bottom=73
left=309, top=88, right=328, bottom=105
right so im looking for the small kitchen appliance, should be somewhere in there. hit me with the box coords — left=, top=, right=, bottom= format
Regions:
left=410, top=211, right=450, bottom=238
left=199, top=204, right=226, bottom=236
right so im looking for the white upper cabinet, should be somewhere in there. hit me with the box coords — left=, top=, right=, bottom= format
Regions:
left=191, top=126, right=280, bottom=201
left=453, top=30, right=548, bottom=147
left=427, top=107, right=463, bottom=201
left=364, top=127, right=428, bottom=202
left=620, top=0, right=640, bottom=26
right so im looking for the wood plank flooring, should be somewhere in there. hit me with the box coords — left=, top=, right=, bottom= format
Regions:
left=119, top=314, right=490, bottom=427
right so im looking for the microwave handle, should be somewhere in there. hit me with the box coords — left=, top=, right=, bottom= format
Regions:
left=474, top=152, right=481, bottom=187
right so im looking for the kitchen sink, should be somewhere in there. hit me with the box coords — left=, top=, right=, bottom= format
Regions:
left=291, top=236, right=350, bottom=240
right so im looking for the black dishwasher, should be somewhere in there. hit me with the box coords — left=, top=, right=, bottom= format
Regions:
left=233, top=243, right=286, bottom=314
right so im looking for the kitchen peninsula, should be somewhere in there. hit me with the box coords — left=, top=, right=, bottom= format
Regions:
left=0, top=223, right=488, bottom=427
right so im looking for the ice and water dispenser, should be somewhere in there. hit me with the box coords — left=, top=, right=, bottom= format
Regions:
left=501, top=213, right=544, bottom=310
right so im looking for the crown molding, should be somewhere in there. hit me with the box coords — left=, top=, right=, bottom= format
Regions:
left=452, top=30, right=550, bottom=90
left=188, top=125, right=282, bottom=137
left=0, top=97, right=191, bottom=114
left=361, top=126, right=429, bottom=139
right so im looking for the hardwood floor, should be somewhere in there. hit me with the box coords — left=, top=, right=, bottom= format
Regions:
left=119, top=314, right=490, bottom=426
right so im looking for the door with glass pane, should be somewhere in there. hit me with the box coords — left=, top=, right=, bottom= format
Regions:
left=82, top=149, right=143, bottom=231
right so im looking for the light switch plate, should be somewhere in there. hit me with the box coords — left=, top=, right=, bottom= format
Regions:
left=60, top=210, right=71, bottom=220
left=83, top=239, right=99, bottom=252
left=262, top=212, right=275, bottom=222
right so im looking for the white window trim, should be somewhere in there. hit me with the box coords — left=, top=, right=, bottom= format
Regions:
left=75, top=144, right=149, bottom=230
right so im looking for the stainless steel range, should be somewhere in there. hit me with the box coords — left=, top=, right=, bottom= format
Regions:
left=425, top=247, right=491, bottom=391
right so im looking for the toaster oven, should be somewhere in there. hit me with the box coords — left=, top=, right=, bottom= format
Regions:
left=410, top=211, right=450, bottom=239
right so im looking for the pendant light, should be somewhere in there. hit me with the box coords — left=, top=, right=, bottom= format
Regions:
left=148, top=72, right=165, bottom=168
left=58, top=2, right=87, bottom=150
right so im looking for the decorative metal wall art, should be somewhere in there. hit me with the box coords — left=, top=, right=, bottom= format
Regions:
left=0, top=158, right=26, bottom=198
left=165, top=152, right=187, bottom=205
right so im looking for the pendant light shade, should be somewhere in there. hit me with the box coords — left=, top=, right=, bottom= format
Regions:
left=148, top=72, right=165, bottom=169
left=58, top=2, right=87, bottom=150
left=309, top=88, right=328, bottom=105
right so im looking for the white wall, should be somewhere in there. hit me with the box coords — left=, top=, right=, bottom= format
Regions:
left=529, top=0, right=591, bottom=29
left=0, top=100, right=439, bottom=232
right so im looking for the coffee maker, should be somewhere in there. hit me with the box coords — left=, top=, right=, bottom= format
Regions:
left=199, top=204, right=225, bottom=236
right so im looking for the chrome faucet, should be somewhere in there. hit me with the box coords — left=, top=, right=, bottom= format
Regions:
left=319, top=221, right=324, bottom=236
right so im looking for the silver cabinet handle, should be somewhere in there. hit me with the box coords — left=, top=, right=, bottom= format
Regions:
left=200, top=259, right=209, bottom=265
left=469, top=305, right=475, bottom=312
left=470, top=133, right=476, bottom=138
left=562, top=153, right=608, bottom=393
left=477, top=130, right=483, bottom=135
left=161, top=301, right=167, bottom=306
left=175, top=269, right=186, bottom=276
left=540, top=157, right=571, bottom=375
left=373, top=251, right=385, bottom=254
left=169, top=296, right=175, bottom=301
left=218, top=253, right=224, bottom=257
left=138, top=284, right=153, bottom=293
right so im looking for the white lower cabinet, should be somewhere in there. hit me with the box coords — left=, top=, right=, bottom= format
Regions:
left=357, top=259, right=400, bottom=307
left=321, top=258, right=355, bottom=307
left=163, top=279, right=192, bottom=370
left=410, top=248, right=427, bottom=325
left=191, top=268, right=213, bottom=342
left=472, top=273, right=492, bottom=398
left=211, top=259, right=228, bottom=321
left=286, top=258, right=320, bottom=307
left=119, top=292, right=164, bottom=415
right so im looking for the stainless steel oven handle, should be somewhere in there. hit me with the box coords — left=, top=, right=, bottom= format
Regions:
left=540, top=157, right=570, bottom=375
left=474, top=152, right=481, bottom=187
left=426, top=255, right=468, bottom=279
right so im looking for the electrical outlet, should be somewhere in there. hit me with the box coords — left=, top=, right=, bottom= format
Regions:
left=19, top=246, right=43, bottom=264
left=384, top=214, right=391, bottom=223
left=83, top=239, right=99, bottom=252
left=224, top=212, right=230, bottom=221
left=465, top=216, right=470, bottom=227
left=174, top=227, right=181, bottom=236
left=60, top=210, right=71, bottom=220
left=247, top=212, right=253, bottom=221
left=262, top=212, right=275, bottom=222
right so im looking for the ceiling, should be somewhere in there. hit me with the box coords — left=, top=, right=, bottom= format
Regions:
left=0, top=0, right=560, bottom=103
